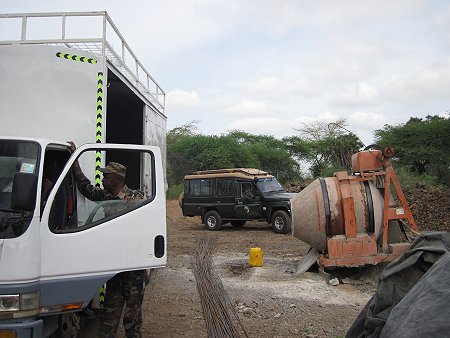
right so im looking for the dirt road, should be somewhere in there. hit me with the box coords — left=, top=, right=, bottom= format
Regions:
left=125, top=200, right=378, bottom=338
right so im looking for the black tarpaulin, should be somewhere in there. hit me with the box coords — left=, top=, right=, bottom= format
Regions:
left=346, top=231, right=450, bottom=338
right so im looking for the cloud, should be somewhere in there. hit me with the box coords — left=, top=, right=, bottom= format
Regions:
left=166, top=89, right=202, bottom=110
left=245, top=76, right=321, bottom=98
left=432, top=3, right=450, bottom=37
left=291, top=111, right=340, bottom=126
left=224, top=100, right=270, bottom=116
left=348, top=111, right=385, bottom=126
left=381, top=59, right=450, bottom=104
left=248, top=0, right=425, bottom=33
left=439, top=111, right=450, bottom=119
left=329, top=83, right=380, bottom=108
left=225, top=117, right=287, bottom=135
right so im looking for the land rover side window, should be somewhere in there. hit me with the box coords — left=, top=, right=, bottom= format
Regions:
left=241, top=182, right=258, bottom=199
left=217, top=178, right=233, bottom=196
left=189, top=179, right=213, bottom=196
left=0, top=140, right=39, bottom=238
left=49, top=148, right=155, bottom=233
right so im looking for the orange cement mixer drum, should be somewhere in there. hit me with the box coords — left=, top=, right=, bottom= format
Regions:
left=291, top=176, right=383, bottom=252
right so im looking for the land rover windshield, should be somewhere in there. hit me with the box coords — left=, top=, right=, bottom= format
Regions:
left=256, top=177, right=285, bottom=193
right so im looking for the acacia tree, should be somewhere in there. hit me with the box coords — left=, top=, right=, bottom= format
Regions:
left=374, top=115, right=450, bottom=185
left=226, top=131, right=302, bottom=182
left=291, top=118, right=363, bottom=177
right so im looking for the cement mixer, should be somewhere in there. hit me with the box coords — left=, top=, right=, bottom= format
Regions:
left=291, top=146, right=418, bottom=269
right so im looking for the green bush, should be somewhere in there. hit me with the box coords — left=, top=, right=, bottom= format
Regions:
left=394, top=165, right=442, bottom=189
left=166, top=182, right=184, bottom=200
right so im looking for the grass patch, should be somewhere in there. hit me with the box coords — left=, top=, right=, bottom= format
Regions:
left=167, top=182, right=184, bottom=200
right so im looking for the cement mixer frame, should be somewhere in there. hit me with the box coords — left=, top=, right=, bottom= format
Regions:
left=292, top=146, right=419, bottom=269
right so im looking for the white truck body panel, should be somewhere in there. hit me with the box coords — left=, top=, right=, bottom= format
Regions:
left=0, top=44, right=103, bottom=149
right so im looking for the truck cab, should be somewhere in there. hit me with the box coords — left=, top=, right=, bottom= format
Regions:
left=0, top=138, right=166, bottom=337
left=181, top=168, right=295, bottom=233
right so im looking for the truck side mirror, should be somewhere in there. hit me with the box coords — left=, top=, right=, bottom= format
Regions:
left=11, top=173, right=38, bottom=211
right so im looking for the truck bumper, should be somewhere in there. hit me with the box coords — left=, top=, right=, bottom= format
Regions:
left=0, top=319, right=43, bottom=338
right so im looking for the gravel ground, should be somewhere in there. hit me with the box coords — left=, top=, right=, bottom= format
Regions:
left=137, top=200, right=379, bottom=338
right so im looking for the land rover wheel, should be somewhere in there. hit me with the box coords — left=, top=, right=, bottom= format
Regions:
left=230, top=220, right=246, bottom=227
left=178, top=192, right=184, bottom=209
left=204, top=210, right=222, bottom=231
left=271, top=210, right=291, bottom=234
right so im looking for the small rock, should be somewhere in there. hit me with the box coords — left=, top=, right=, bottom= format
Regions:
left=329, top=277, right=340, bottom=286
left=242, top=307, right=253, bottom=315
left=289, top=303, right=296, bottom=308
left=274, top=313, right=282, bottom=319
left=318, top=304, right=325, bottom=308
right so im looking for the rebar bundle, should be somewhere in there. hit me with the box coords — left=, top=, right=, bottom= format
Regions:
left=193, top=237, right=249, bottom=338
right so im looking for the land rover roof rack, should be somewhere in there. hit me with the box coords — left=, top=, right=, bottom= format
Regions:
left=192, top=168, right=269, bottom=176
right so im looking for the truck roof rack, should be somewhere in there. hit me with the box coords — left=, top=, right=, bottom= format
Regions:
left=0, top=11, right=165, bottom=115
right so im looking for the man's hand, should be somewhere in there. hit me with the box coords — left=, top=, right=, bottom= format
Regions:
left=67, top=141, right=76, bottom=154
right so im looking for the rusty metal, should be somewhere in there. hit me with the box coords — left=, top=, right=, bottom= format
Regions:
left=292, top=146, right=418, bottom=269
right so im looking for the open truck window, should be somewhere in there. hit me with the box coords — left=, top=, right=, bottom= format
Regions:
left=41, top=145, right=72, bottom=215
left=48, top=148, right=155, bottom=233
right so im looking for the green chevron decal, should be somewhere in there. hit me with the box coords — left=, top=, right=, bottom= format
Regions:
left=56, top=52, right=97, bottom=64
left=95, top=72, right=103, bottom=187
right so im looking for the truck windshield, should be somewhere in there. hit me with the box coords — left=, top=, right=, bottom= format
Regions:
left=0, top=140, right=39, bottom=210
left=256, top=177, right=285, bottom=193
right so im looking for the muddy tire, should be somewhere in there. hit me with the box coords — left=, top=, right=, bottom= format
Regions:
left=204, top=210, right=222, bottom=231
left=178, top=192, right=184, bottom=209
left=271, top=210, right=291, bottom=234
left=230, top=220, right=246, bottom=227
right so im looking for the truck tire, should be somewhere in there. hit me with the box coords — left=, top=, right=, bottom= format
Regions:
left=271, top=210, right=291, bottom=234
left=204, top=210, right=222, bottom=231
left=230, top=220, right=246, bottom=227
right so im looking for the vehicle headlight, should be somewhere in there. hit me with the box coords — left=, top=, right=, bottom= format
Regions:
left=0, top=292, right=39, bottom=319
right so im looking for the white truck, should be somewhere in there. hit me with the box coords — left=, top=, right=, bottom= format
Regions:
left=0, top=12, right=167, bottom=337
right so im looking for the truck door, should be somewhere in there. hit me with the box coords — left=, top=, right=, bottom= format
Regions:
left=235, top=181, right=264, bottom=219
left=40, top=143, right=166, bottom=284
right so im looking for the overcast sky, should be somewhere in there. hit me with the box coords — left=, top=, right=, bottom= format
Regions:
left=2, top=0, right=450, bottom=145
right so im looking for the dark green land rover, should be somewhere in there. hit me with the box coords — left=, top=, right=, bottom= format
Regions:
left=180, top=168, right=296, bottom=233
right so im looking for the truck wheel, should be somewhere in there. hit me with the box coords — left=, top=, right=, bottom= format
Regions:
left=230, top=220, right=246, bottom=227
left=271, top=210, right=291, bottom=234
left=204, top=210, right=222, bottom=231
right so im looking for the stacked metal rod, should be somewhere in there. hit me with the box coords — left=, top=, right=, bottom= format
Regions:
left=193, top=237, right=248, bottom=338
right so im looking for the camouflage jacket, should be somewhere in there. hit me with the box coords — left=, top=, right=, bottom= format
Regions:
left=73, top=163, right=144, bottom=202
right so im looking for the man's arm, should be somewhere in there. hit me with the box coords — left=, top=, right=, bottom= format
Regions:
left=68, top=141, right=107, bottom=202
